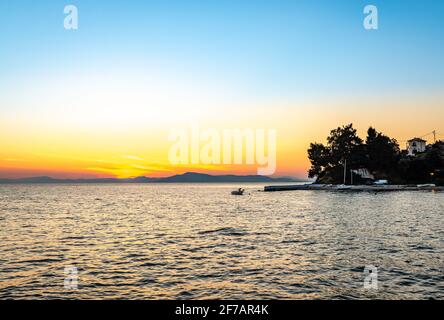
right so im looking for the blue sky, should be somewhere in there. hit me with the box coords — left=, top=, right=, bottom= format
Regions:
left=0, top=1, right=443, bottom=179
left=0, top=0, right=443, bottom=108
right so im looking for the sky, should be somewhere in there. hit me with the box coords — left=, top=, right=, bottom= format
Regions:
left=0, top=0, right=443, bottom=179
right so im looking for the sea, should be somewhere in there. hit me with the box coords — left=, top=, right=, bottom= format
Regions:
left=0, top=183, right=443, bottom=299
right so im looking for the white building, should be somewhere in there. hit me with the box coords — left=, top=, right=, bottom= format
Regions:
left=352, top=168, right=374, bottom=180
left=407, top=138, right=427, bottom=156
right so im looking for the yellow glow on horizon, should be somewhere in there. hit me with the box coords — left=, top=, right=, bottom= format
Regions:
left=1, top=92, right=443, bottom=179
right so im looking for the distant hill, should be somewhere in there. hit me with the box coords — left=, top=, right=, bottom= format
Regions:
left=157, top=172, right=301, bottom=183
left=0, top=172, right=305, bottom=184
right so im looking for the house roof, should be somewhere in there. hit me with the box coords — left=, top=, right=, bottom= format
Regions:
left=408, top=138, right=427, bottom=143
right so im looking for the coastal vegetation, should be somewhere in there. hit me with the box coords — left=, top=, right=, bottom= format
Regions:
left=308, top=124, right=444, bottom=185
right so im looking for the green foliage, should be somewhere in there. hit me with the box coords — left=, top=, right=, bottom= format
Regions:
left=307, top=125, right=444, bottom=185
left=308, top=124, right=364, bottom=179
left=366, top=127, right=400, bottom=172
left=327, top=124, right=363, bottom=165
left=307, top=143, right=331, bottom=178
left=434, top=169, right=444, bottom=186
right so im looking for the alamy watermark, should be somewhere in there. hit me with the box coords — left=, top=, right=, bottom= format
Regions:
left=64, top=5, right=78, bottom=30
left=64, top=265, right=79, bottom=290
left=363, top=5, right=378, bottom=30
left=363, top=265, right=378, bottom=290
left=62, top=4, right=376, bottom=31
left=168, top=124, right=277, bottom=175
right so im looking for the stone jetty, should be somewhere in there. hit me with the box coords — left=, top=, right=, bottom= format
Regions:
left=264, top=184, right=444, bottom=192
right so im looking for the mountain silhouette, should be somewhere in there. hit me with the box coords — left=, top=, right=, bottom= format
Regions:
left=0, top=172, right=303, bottom=184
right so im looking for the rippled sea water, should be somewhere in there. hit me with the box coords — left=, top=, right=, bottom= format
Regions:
left=0, top=184, right=443, bottom=299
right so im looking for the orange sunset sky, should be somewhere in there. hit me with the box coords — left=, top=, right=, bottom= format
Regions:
left=1, top=1, right=443, bottom=179
left=1, top=93, right=443, bottom=179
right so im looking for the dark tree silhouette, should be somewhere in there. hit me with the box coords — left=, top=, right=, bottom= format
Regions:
left=307, top=124, right=365, bottom=181
left=307, top=125, right=444, bottom=185
left=327, top=124, right=363, bottom=166
left=366, top=127, right=400, bottom=172
left=308, top=143, right=331, bottom=178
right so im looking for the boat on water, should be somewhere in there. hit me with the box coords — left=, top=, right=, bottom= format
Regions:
left=336, top=184, right=352, bottom=190
left=231, top=188, right=245, bottom=195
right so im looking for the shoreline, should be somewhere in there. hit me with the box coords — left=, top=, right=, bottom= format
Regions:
left=264, top=184, right=444, bottom=192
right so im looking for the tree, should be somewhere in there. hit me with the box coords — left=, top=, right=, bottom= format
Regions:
left=326, top=124, right=363, bottom=166
left=307, top=124, right=364, bottom=181
left=366, top=127, right=400, bottom=172
left=425, top=141, right=444, bottom=169
left=308, top=143, right=331, bottom=178
left=307, top=125, right=442, bottom=184
left=397, top=158, right=430, bottom=184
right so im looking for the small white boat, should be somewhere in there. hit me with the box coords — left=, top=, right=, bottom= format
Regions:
left=231, top=188, right=245, bottom=195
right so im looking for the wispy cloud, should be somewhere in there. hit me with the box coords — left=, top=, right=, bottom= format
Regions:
left=2, top=158, right=30, bottom=162
left=122, top=155, right=145, bottom=161
left=130, top=164, right=171, bottom=171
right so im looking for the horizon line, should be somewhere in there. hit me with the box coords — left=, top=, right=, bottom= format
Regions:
left=0, top=171, right=308, bottom=181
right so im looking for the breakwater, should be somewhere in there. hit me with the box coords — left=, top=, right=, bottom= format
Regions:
left=264, top=184, right=444, bottom=192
